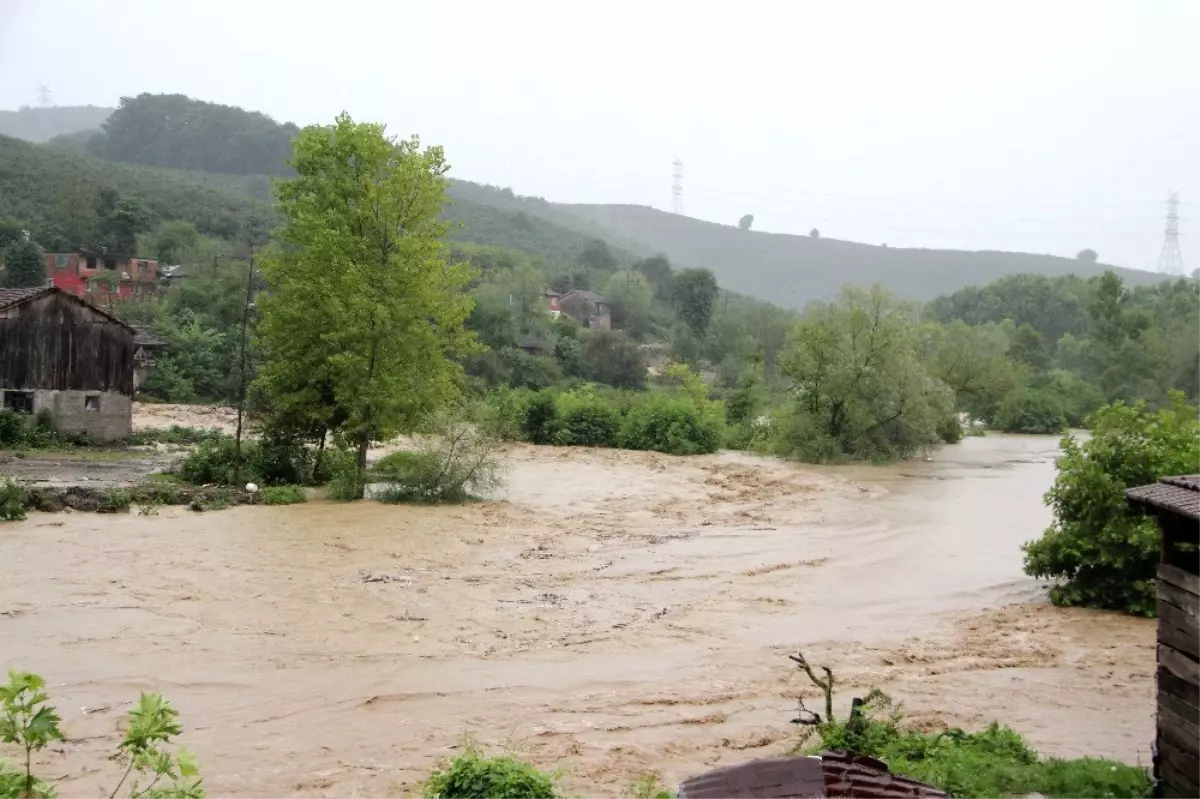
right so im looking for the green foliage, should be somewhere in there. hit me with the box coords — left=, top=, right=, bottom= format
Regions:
left=89, top=93, right=298, bottom=177
left=260, top=485, right=306, bottom=505
left=423, top=746, right=558, bottom=799
left=109, top=692, right=204, bottom=799
left=605, top=270, right=655, bottom=340
left=176, top=437, right=240, bottom=485
left=778, top=286, right=953, bottom=462
left=254, top=113, right=475, bottom=498
left=1, top=237, right=45, bottom=288
left=556, top=390, right=622, bottom=447
left=0, top=481, right=27, bottom=522
left=0, top=670, right=63, bottom=799
left=522, top=392, right=562, bottom=445
left=374, top=409, right=506, bottom=503
left=993, top=389, right=1067, bottom=434
left=811, top=691, right=1150, bottom=799
left=921, top=320, right=1024, bottom=423
left=326, top=447, right=365, bottom=501
left=176, top=434, right=314, bottom=488
left=1022, top=392, right=1200, bottom=615
left=0, top=411, right=25, bottom=447
left=101, top=488, right=133, bottom=513
left=619, top=394, right=722, bottom=455
left=581, top=330, right=646, bottom=389
left=672, top=268, right=719, bottom=337
left=624, top=773, right=674, bottom=799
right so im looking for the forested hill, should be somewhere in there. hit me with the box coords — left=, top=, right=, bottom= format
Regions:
left=0, top=134, right=629, bottom=270
left=0, top=105, right=113, bottom=142
left=553, top=204, right=1165, bottom=308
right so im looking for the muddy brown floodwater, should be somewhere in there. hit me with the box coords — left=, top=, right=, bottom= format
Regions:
left=0, top=434, right=1154, bottom=797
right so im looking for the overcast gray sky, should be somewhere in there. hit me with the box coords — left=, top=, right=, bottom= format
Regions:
left=2, top=0, right=1197, bottom=273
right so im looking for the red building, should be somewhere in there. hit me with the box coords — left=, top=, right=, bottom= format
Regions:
left=43, top=252, right=159, bottom=300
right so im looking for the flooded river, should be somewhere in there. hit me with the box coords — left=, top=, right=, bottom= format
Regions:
left=0, top=434, right=1154, bottom=796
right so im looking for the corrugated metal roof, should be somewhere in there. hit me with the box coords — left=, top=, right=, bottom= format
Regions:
left=1126, top=474, right=1200, bottom=520
left=0, top=286, right=54, bottom=309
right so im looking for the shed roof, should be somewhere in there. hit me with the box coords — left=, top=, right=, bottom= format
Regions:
left=0, top=286, right=54, bottom=310
left=1126, top=475, right=1200, bottom=520
left=0, top=286, right=136, bottom=332
left=132, top=327, right=168, bottom=348
left=563, top=289, right=608, bottom=305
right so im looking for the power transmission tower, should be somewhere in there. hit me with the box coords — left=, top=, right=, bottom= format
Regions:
left=1157, top=191, right=1185, bottom=275
left=36, top=84, right=52, bottom=107
left=671, top=158, right=683, bottom=215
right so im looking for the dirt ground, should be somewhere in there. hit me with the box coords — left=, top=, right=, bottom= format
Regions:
left=0, top=428, right=1155, bottom=797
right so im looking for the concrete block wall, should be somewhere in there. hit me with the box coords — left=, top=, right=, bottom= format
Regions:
left=44, top=390, right=132, bottom=442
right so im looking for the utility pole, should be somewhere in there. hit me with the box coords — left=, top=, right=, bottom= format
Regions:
left=36, top=84, right=52, bottom=107
left=671, top=158, right=684, bottom=215
left=1157, top=192, right=1185, bottom=275
left=232, top=248, right=255, bottom=485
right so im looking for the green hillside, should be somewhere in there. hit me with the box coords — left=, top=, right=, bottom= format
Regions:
left=0, top=105, right=113, bottom=142
left=0, top=134, right=273, bottom=250
left=552, top=204, right=1165, bottom=309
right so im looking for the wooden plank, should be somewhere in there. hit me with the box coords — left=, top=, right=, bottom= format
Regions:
left=1161, top=759, right=1199, bottom=799
left=1161, top=623, right=1200, bottom=667
left=1159, top=703, right=1200, bottom=762
left=1159, top=689, right=1200, bottom=738
left=1159, top=578, right=1200, bottom=618
left=1159, top=666, right=1200, bottom=713
left=1159, top=644, right=1200, bottom=687
left=1160, top=563, right=1200, bottom=597
left=1158, top=740, right=1200, bottom=798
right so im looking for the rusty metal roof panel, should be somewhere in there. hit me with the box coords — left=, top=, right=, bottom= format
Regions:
left=677, top=753, right=947, bottom=799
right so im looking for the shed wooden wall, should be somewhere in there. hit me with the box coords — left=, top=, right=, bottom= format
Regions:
left=1156, top=514, right=1199, bottom=799
left=0, top=293, right=134, bottom=395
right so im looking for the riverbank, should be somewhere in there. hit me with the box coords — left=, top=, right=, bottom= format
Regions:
left=0, top=435, right=1154, bottom=797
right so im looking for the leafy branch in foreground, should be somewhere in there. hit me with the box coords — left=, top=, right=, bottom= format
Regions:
left=0, top=670, right=203, bottom=799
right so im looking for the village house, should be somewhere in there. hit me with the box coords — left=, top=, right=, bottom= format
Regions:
left=559, top=289, right=611, bottom=330
left=42, top=251, right=159, bottom=299
left=541, top=290, right=562, bottom=318
left=0, top=286, right=136, bottom=442
left=1125, top=475, right=1199, bottom=799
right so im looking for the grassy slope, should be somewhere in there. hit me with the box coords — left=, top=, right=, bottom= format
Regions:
left=555, top=203, right=1165, bottom=309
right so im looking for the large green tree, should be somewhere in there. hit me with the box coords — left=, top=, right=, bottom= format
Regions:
left=1, top=237, right=46, bottom=288
left=673, top=268, right=719, bottom=337
left=254, top=114, right=474, bottom=497
left=778, top=286, right=953, bottom=461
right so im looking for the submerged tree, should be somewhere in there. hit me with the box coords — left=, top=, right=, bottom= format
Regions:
left=254, top=114, right=475, bottom=498
left=778, top=286, right=953, bottom=461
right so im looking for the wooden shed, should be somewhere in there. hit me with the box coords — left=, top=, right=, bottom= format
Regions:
left=1126, top=474, right=1199, bottom=799
left=0, top=286, right=136, bottom=442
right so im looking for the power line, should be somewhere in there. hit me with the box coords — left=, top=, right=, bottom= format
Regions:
left=1158, top=191, right=1186, bottom=275
left=670, top=158, right=683, bottom=215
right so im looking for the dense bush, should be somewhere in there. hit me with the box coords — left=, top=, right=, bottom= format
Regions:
left=619, top=394, right=722, bottom=455
left=176, top=433, right=314, bottom=487
left=522, top=392, right=562, bottom=445
left=993, top=389, right=1067, bottom=434
left=423, top=746, right=558, bottom=799
left=0, top=411, right=24, bottom=447
left=124, top=426, right=224, bottom=446
left=812, top=691, right=1151, bottom=798
left=372, top=410, right=506, bottom=504
left=556, top=391, right=621, bottom=447
left=1022, top=392, right=1200, bottom=615
left=0, top=480, right=27, bottom=522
